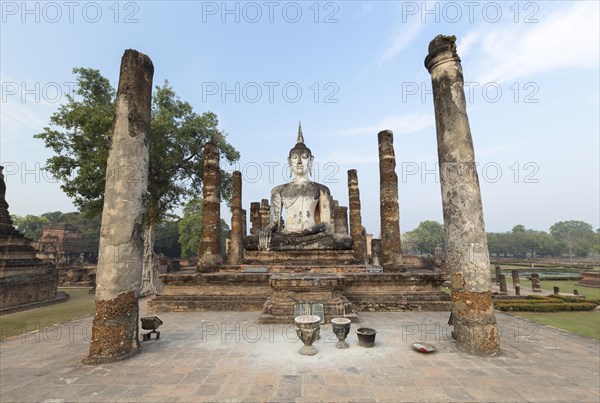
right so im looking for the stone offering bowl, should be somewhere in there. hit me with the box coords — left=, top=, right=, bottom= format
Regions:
left=294, top=315, right=321, bottom=356
left=331, top=317, right=351, bottom=349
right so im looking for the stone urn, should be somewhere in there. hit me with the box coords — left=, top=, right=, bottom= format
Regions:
left=294, top=315, right=321, bottom=356
left=331, top=318, right=351, bottom=349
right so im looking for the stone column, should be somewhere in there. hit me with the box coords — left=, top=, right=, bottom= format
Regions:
left=494, top=265, right=501, bottom=285
left=86, top=49, right=153, bottom=364
left=347, top=170, right=366, bottom=263
left=241, top=209, right=247, bottom=239
left=228, top=171, right=243, bottom=265
left=498, top=275, right=507, bottom=293
left=531, top=273, right=541, bottom=292
left=260, top=199, right=270, bottom=229
left=334, top=206, right=349, bottom=235
left=377, top=131, right=404, bottom=269
left=197, top=142, right=222, bottom=272
left=425, top=35, right=499, bottom=356
left=511, top=270, right=520, bottom=287
left=250, top=202, right=261, bottom=235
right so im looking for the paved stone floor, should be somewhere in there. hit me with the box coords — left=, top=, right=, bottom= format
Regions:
left=1, top=299, right=599, bottom=402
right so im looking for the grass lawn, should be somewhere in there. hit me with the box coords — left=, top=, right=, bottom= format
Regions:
left=508, top=311, right=600, bottom=340
left=0, top=288, right=95, bottom=340
left=506, top=280, right=600, bottom=340
left=537, top=280, right=600, bottom=299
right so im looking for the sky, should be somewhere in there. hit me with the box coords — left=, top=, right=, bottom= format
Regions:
left=1, top=0, right=599, bottom=236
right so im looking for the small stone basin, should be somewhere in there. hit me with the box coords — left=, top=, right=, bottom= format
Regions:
left=294, top=315, right=321, bottom=325
left=294, top=315, right=321, bottom=355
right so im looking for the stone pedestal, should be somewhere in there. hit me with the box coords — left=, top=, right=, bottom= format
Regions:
left=197, top=142, right=222, bottom=272
left=259, top=274, right=357, bottom=324
left=87, top=49, right=153, bottom=364
left=425, top=35, right=499, bottom=356
left=378, top=130, right=404, bottom=270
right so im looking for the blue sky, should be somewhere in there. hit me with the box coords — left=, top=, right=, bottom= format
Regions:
left=1, top=1, right=599, bottom=236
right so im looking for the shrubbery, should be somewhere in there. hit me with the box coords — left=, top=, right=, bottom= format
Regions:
left=494, top=294, right=599, bottom=312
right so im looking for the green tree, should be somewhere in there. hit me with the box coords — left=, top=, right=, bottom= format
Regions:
left=550, top=220, right=596, bottom=259
left=178, top=197, right=229, bottom=258
left=154, top=220, right=181, bottom=258
left=35, top=68, right=240, bottom=294
left=10, top=214, right=51, bottom=240
left=403, top=220, right=445, bottom=255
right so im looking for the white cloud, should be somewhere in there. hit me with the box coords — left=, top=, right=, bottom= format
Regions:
left=334, top=113, right=434, bottom=137
left=378, top=16, right=423, bottom=66
left=461, top=2, right=600, bottom=84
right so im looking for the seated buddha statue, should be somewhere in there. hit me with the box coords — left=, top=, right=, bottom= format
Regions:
left=245, top=125, right=353, bottom=252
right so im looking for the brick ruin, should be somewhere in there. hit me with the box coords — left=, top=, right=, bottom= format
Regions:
left=149, top=125, right=451, bottom=323
left=0, top=166, right=58, bottom=311
left=91, top=35, right=503, bottom=361
left=33, top=224, right=95, bottom=286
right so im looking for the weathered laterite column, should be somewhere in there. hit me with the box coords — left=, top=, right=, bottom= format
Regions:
left=377, top=130, right=404, bottom=270
left=250, top=202, right=261, bottom=235
left=347, top=170, right=366, bottom=263
left=228, top=171, right=243, bottom=264
left=499, top=275, right=507, bottom=293
left=531, top=273, right=541, bottom=292
left=241, top=209, right=247, bottom=239
left=197, top=142, right=222, bottom=272
left=425, top=34, right=499, bottom=356
left=494, top=265, right=501, bottom=285
left=260, top=199, right=270, bottom=229
left=86, top=49, right=153, bottom=364
left=511, top=270, right=520, bottom=287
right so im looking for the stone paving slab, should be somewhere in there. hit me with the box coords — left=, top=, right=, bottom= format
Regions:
left=1, top=299, right=598, bottom=402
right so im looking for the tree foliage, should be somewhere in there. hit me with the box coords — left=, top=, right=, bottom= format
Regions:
left=549, top=220, right=596, bottom=258
left=10, top=210, right=101, bottom=255
left=35, top=67, right=240, bottom=225
left=403, top=220, right=445, bottom=255
left=178, top=197, right=229, bottom=258
left=404, top=220, right=598, bottom=259
left=154, top=220, right=181, bottom=258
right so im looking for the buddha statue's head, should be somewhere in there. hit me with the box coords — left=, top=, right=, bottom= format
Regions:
left=288, top=122, right=314, bottom=179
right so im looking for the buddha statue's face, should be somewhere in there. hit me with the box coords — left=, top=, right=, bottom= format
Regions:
left=288, top=149, right=312, bottom=179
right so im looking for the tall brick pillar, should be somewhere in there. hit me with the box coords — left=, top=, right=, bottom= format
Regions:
left=197, top=142, right=222, bottom=272
left=250, top=202, right=261, bottom=235
left=425, top=34, right=499, bottom=356
left=228, top=171, right=243, bottom=265
left=260, top=199, right=270, bottom=229
left=377, top=130, right=404, bottom=270
left=86, top=49, right=153, bottom=364
left=348, top=170, right=366, bottom=263
left=241, top=209, right=247, bottom=239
